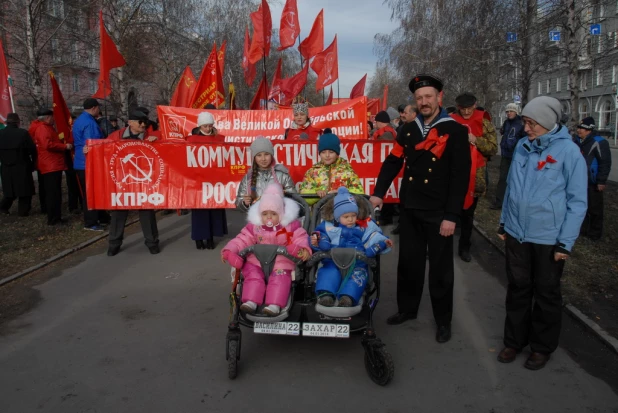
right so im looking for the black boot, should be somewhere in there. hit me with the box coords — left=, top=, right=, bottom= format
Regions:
left=195, top=240, right=205, bottom=250
left=205, top=237, right=215, bottom=250
left=391, top=224, right=400, bottom=235
left=459, top=247, right=471, bottom=262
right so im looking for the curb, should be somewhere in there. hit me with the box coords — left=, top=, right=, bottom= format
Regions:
left=0, top=218, right=140, bottom=288
left=472, top=220, right=618, bottom=356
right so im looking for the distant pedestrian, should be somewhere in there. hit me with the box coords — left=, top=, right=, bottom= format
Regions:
left=370, top=111, right=397, bottom=141
left=574, top=117, right=612, bottom=241
left=109, top=115, right=120, bottom=132
left=73, top=98, right=110, bottom=231
left=0, top=113, right=37, bottom=216
left=29, top=108, right=73, bottom=225
left=497, top=96, right=587, bottom=371
left=490, top=103, right=526, bottom=210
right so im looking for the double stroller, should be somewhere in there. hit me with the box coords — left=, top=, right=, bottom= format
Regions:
left=225, top=193, right=394, bottom=386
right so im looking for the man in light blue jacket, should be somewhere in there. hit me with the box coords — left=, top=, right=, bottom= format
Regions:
left=496, top=96, right=587, bottom=371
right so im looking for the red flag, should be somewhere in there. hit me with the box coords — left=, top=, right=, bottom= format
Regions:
left=311, top=35, right=338, bottom=91
left=299, top=9, right=324, bottom=60
left=170, top=66, right=197, bottom=107
left=0, top=38, right=13, bottom=123
left=268, top=58, right=283, bottom=100
left=92, top=11, right=126, bottom=99
left=49, top=72, right=73, bottom=143
left=350, top=74, right=367, bottom=99
left=190, top=43, right=225, bottom=109
left=247, top=0, right=272, bottom=65
left=279, top=62, right=309, bottom=106
left=250, top=74, right=269, bottom=110
left=382, top=84, right=389, bottom=110
left=217, top=40, right=227, bottom=75
left=278, top=0, right=300, bottom=51
left=325, top=86, right=333, bottom=106
left=243, top=27, right=257, bottom=86
left=367, top=98, right=380, bottom=115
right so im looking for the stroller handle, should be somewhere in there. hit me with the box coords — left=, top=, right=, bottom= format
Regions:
left=306, top=250, right=377, bottom=268
left=238, top=245, right=304, bottom=265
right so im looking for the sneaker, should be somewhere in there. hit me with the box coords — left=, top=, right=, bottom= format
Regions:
left=107, top=245, right=120, bottom=256
left=263, top=304, right=281, bottom=316
left=84, top=225, right=105, bottom=231
left=148, top=245, right=160, bottom=254
left=338, top=296, right=353, bottom=307
left=317, top=294, right=335, bottom=307
left=240, top=301, right=257, bottom=314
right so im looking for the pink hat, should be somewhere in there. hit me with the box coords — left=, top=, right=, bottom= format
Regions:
left=259, top=183, right=285, bottom=216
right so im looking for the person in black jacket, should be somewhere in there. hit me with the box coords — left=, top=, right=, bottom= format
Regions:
left=575, top=117, right=612, bottom=240
left=0, top=113, right=37, bottom=216
left=370, top=74, right=471, bottom=343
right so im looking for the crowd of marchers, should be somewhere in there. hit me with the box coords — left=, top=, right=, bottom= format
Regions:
left=0, top=73, right=613, bottom=371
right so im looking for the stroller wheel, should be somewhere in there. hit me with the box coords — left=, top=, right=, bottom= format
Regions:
left=364, top=343, right=394, bottom=386
left=227, top=340, right=239, bottom=379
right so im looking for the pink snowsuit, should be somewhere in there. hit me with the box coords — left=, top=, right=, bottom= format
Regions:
left=222, top=199, right=311, bottom=307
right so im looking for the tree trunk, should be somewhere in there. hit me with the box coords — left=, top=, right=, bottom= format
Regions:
left=25, top=2, right=43, bottom=108
left=566, top=0, right=579, bottom=125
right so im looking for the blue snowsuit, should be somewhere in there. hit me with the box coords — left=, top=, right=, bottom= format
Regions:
left=312, top=218, right=391, bottom=305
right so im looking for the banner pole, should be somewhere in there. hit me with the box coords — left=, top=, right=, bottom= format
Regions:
left=262, top=55, right=268, bottom=109
left=8, top=77, right=15, bottom=112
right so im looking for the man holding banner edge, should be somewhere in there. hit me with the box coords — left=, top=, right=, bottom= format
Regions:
left=370, top=74, right=471, bottom=343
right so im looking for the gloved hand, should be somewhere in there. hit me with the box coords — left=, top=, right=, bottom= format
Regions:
left=222, top=250, right=244, bottom=269
left=286, top=244, right=302, bottom=258
left=365, top=240, right=388, bottom=258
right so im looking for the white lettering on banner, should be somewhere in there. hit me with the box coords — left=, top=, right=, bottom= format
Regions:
left=186, top=145, right=251, bottom=168
left=111, top=192, right=165, bottom=207
left=339, top=143, right=372, bottom=164
left=201, top=182, right=239, bottom=205
left=224, top=135, right=285, bottom=143
left=283, top=119, right=291, bottom=129
left=381, top=142, right=395, bottom=162
left=360, top=178, right=401, bottom=198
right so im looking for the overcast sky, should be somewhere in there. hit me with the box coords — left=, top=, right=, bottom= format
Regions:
left=269, top=0, right=395, bottom=97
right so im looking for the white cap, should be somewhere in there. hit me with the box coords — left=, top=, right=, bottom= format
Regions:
left=197, top=112, right=215, bottom=127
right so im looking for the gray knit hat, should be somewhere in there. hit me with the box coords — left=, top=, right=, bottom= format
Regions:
left=250, top=136, right=274, bottom=157
left=521, top=96, right=562, bottom=130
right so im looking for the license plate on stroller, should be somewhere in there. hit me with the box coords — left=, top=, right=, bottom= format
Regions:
left=302, top=323, right=350, bottom=338
left=254, top=322, right=301, bottom=336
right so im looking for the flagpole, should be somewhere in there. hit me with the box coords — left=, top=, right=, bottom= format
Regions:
left=262, top=55, right=268, bottom=109
left=337, top=79, right=340, bottom=102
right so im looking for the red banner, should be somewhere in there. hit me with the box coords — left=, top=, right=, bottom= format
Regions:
left=190, top=43, right=225, bottom=109
left=158, top=96, right=368, bottom=142
left=86, top=139, right=402, bottom=210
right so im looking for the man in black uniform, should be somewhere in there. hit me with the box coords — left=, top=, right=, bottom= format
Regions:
left=370, top=75, right=471, bottom=343
left=0, top=113, right=37, bottom=216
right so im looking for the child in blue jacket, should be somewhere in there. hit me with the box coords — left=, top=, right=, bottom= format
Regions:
left=311, top=187, right=393, bottom=307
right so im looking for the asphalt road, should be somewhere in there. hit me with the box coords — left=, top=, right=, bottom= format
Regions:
left=1, top=212, right=617, bottom=413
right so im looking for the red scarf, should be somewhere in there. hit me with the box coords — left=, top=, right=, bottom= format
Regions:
left=415, top=128, right=450, bottom=158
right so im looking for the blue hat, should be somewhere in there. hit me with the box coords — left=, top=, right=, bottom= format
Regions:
left=318, top=133, right=341, bottom=155
left=333, top=187, right=358, bottom=221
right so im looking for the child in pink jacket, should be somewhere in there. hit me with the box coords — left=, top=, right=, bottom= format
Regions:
left=222, top=183, right=311, bottom=316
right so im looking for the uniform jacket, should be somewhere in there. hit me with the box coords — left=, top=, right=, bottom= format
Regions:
left=28, top=120, right=68, bottom=174
left=575, top=133, right=612, bottom=185
left=299, top=157, right=364, bottom=197
left=222, top=198, right=311, bottom=271
left=235, top=164, right=296, bottom=211
left=0, top=124, right=37, bottom=197
left=285, top=122, right=321, bottom=140
left=500, top=125, right=587, bottom=252
left=373, top=108, right=471, bottom=222
left=72, top=111, right=103, bottom=170
left=500, top=115, right=526, bottom=159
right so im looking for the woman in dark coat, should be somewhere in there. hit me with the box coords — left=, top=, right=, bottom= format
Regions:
left=0, top=113, right=37, bottom=216
left=185, top=111, right=228, bottom=250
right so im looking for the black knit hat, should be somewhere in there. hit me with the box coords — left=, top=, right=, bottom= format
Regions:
left=455, top=92, right=477, bottom=108
left=577, top=116, right=595, bottom=130
left=6, top=113, right=20, bottom=124
left=375, top=110, right=390, bottom=123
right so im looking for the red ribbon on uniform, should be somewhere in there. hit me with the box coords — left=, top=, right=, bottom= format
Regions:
left=415, top=129, right=450, bottom=159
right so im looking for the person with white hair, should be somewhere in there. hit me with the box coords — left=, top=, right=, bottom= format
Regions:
left=496, top=96, right=587, bottom=370
left=490, top=103, right=526, bottom=210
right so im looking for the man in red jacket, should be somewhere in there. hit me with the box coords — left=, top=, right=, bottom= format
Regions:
left=29, top=108, right=73, bottom=225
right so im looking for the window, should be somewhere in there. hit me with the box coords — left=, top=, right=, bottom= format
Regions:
left=579, top=101, right=590, bottom=119
left=597, top=69, right=603, bottom=86
left=56, top=74, right=63, bottom=91
left=581, top=72, right=588, bottom=90
left=556, top=77, right=561, bottom=92
left=613, top=65, right=617, bottom=83
left=546, top=79, right=550, bottom=93
left=51, top=39, right=60, bottom=63
left=600, top=4, right=606, bottom=20
left=598, top=35, right=604, bottom=53
left=88, top=49, right=96, bottom=68
left=90, top=77, right=96, bottom=94
left=71, top=43, right=78, bottom=62
left=72, top=74, right=79, bottom=92
left=599, top=100, right=612, bottom=129
left=567, top=76, right=571, bottom=90
left=47, top=0, right=64, bottom=18
left=538, top=81, right=542, bottom=95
